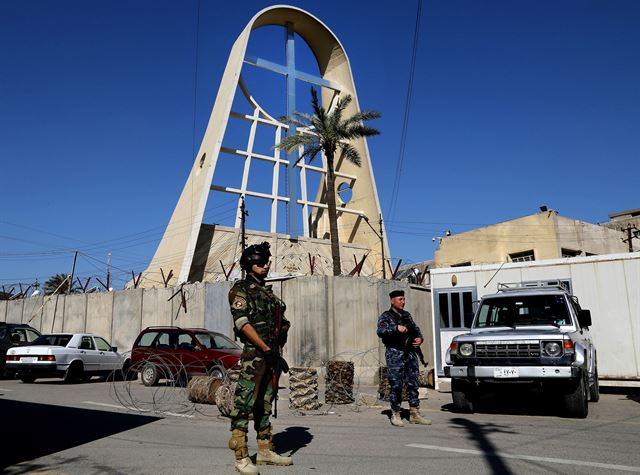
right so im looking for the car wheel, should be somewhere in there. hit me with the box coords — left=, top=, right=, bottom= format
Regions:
left=64, top=361, right=83, bottom=384
left=20, top=374, right=36, bottom=383
left=589, top=367, right=600, bottom=403
left=207, top=364, right=225, bottom=380
left=451, top=379, right=475, bottom=413
left=141, top=363, right=160, bottom=387
left=564, top=369, right=589, bottom=418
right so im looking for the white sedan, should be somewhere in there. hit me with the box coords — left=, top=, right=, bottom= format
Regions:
left=5, top=333, right=133, bottom=383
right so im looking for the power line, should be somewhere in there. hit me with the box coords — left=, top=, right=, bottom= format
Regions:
left=387, top=0, right=423, bottom=225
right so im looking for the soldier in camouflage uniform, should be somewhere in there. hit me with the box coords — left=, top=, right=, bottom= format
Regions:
left=227, top=242, right=292, bottom=475
left=377, top=290, right=432, bottom=427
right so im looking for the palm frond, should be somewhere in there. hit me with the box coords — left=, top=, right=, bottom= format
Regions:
left=276, top=133, right=317, bottom=153
left=338, top=143, right=362, bottom=167
left=342, top=110, right=382, bottom=127
left=297, top=144, right=323, bottom=165
left=341, top=125, right=381, bottom=140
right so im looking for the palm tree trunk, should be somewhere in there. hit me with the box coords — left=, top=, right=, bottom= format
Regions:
left=325, top=154, right=342, bottom=276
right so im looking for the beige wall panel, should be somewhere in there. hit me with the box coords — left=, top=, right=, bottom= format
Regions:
left=42, top=295, right=65, bottom=333
left=0, top=300, right=7, bottom=322
left=171, top=283, right=206, bottom=329
left=85, top=292, right=113, bottom=341
left=63, top=294, right=87, bottom=333
left=141, top=288, right=174, bottom=329
left=22, top=297, right=43, bottom=331
left=5, top=299, right=24, bottom=324
left=112, top=289, right=143, bottom=352
left=204, top=281, right=234, bottom=335
left=281, top=276, right=330, bottom=367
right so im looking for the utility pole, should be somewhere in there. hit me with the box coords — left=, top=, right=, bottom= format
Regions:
left=240, top=196, right=248, bottom=279
left=106, top=252, right=111, bottom=290
left=379, top=214, right=386, bottom=279
left=240, top=196, right=248, bottom=252
left=362, top=214, right=387, bottom=279
left=68, top=251, right=78, bottom=295
left=621, top=225, right=640, bottom=252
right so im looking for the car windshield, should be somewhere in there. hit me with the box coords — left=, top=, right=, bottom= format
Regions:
left=475, top=295, right=571, bottom=328
left=31, top=334, right=73, bottom=347
left=194, top=332, right=240, bottom=350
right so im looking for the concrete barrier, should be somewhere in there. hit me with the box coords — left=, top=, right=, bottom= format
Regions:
left=63, top=293, right=87, bottom=333
left=2, top=277, right=433, bottom=384
left=86, top=292, right=113, bottom=341
left=6, top=299, right=24, bottom=324
left=112, top=288, right=143, bottom=352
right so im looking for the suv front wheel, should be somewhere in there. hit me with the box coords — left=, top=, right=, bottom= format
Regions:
left=452, top=379, right=475, bottom=413
left=563, top=369, right=588, bottom=418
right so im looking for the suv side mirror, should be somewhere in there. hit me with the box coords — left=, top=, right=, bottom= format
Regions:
left=578, top=309, right=592, bottom=328
left=110, top=346, right=118, bottom=352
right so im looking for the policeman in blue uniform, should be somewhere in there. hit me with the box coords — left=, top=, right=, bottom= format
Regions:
left=377, top=290, right=432, bottom=427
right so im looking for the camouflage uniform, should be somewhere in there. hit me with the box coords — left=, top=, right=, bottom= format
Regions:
left=228, top=274, right=290, bottom=436
left=376, top=309, right=422, bottom=411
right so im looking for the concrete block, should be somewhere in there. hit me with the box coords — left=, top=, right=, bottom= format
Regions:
left=282, top=275, right=329, bottom=367
left=204, top=281, right=233, bottom=336
left=22, top=297, right=44, bottom=331
left=86, top=292, right=113, bottom=342
left=42, top=295, right=65, bottom=333
left=63, top=293, right=87, bottom=333
left=141, top=287, right=173, bottom=329
left=6, top=299, right=24, bottom=324
left=171, top=283, right=205, bottom=329
left=112, top=289, right=143, bottom=352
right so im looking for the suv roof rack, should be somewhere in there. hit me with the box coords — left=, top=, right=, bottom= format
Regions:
left=497, top=281, right=569, bottom=293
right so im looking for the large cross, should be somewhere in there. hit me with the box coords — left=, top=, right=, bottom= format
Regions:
left=243, top=22, right=341, bottom=236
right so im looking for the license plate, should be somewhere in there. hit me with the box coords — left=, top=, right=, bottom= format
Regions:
left=494, top=367, right=519, bottom=378
left=20, top=357, right=37, bottom=363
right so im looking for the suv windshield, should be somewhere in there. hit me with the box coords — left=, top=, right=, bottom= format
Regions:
left=475, top=294, right=571, bottom=328
left=32, top=334, right=73, bottom=347
left=194, top=332, right=240, bottom=350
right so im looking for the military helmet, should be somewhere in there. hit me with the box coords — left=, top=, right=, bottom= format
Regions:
left=240, top=242, right=271, bottom=271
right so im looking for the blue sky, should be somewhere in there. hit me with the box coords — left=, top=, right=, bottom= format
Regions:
left=1, top=0, right=638, bottom=290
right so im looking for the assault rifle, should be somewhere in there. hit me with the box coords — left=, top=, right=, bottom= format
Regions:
left=270, top=303, right=289, bottom=418
left=401, top=314, right=428, bottom=368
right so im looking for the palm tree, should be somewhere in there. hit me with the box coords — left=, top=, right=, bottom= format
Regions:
left=276, top=88, right=381, bottom=275
left=44, top=273, right=79, bottom=295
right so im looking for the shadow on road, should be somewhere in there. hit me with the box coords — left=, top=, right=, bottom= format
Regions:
left=0, top=399, right=160, bottom=470
left=600, top=386, right=640, bottom=404
left=273, top=426, right=313, bottom=455
left=442, top=386, right=565, bottom=417
left=450, top=417, right=516, bottom=475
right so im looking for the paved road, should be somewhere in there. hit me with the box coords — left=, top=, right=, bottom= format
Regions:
left=1, top=377, right=639, bottom=474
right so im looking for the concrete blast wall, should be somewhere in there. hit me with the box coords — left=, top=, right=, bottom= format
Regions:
left=3, top=277, right=432, bottom=384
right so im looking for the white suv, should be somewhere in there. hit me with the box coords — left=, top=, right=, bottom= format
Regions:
left=446, top=282, right=598, bottom=418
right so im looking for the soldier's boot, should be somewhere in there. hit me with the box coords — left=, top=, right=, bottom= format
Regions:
left=256, top=439, right=293, bottom=466
left=409, top=407, right=432, bottom=425
left=229, top=429, right=259, bottom=474
left=390, top=410, right=405, bottom=427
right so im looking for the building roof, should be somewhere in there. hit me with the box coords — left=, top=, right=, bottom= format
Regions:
left=608, top=208, right=640, bottom=219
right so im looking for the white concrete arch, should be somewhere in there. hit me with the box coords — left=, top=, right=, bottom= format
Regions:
left=143, top=5, right=389, bottom=286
